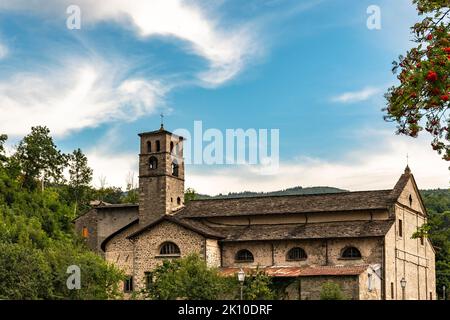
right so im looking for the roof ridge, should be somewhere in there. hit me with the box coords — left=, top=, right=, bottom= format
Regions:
left=190, top=189, right=393, bottom=202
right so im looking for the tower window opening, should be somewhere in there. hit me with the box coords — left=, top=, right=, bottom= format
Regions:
left=177, top=197, right=181, bottom=205
left=156, top=140, right=161, bottom=152
left=147, top=141, right=151, bottom=153
left=149, top=156, right=158, bottom=170
left=172, top=162, right=179, bottom=177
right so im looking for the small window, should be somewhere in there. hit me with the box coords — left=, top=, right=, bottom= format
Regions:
left=159, top=242, right=180, bottom=255
left=172, top=162, right=179, bottom=177
left=124, top=276, right=133, bottom=293
left=341, top=246, right=361, bottom=259
left=430, top=292, right=433, bottom=300
left=147, top=141, right=152, bottom=153
left=398, top=219, right=403, bottom=237
left=235, top=249, right=254, bottom=262
left=156, top=140, right=161, bottom=152
left=287, top=247, right=307, bottom=261
left=408, top=194, right=413, bottom=206
left=177, top=197, right=181, bottom=205
left=82, top=226, right=89, bottom=238
left=144, top=272, right=153, bottom=290
left=420, top=236, right=424, bottom=246
left=170, top=141, right=174, bottom=153
left=391, top=282, right=394, bottom=299
left=368, top=273, right=373, bottom=291
left=149, top=156, right=158, bottom=170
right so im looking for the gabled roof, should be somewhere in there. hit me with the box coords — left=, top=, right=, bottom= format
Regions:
left=100, top=218, right=139, bottom=251
left=127, top=215, right=224, bottom=240
left=179, top=190, right=394, bottom=218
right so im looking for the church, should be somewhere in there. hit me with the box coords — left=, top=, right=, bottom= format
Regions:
left=75, top=125, right=436, bottom=300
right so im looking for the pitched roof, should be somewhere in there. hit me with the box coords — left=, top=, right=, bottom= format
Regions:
left=180, top=190, right=394, bottom=218
left=127, top=215, right=224, bottom=240
left=203, top=219, right=395, bottom=242
left=100, top=218, right=139, bottom=251
left=219, top=265, right=369, bottom=277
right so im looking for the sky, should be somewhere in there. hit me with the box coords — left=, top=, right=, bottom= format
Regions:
left=0, top=0, right=448, bottom=194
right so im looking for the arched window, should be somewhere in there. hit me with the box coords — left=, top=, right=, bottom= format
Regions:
left=172, top=162, right=179, bottom=177
left=341, top=246, right=361, bottom=259
left=149, top=156, right=158, bottom=170
left=170, top=141, right=174, bottom=153
left=177, top=197, right=181, bottom=205
left=159, top=242, right=180, bottom=255
left=286, top=247, right=307, bottom=261
left=156, top=140, right=161, bottom=152
left=235, top=249, right=254, bottom=262
left=147, top=141, right=152, bottom=153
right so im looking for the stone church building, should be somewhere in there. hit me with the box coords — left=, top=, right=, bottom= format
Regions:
left=75, top=126, right=436, bottom=300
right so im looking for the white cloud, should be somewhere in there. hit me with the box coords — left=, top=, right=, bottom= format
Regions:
left=85, top=129, right=449, bottom=192
left=0, top=59, right=166, bottom=137
left=0, top=0, right=260, bottom=86
left=331, top=87, right=381, bottom=104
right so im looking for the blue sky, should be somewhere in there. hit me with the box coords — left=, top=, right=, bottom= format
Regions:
left=0, top=0, right=448, bottom=194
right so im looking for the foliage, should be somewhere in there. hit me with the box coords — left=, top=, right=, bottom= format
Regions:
left=384, top=0, right=450, bottom=161
left=144, top=254, right=232, bottom=300
left=68, top=148, right=93, bottom=214
left=184, top=187, right=198, bottom=203
left=14, top=126, right=67, bottom=190
left=419, top=189, right=450, bottom=299
left=319, top=281, right=346, bottom=300
left=0, top=134, right=7, bottom=164
left=0, top=127, right=124, bottom=300
left=241, top=268, right=276, bottom=300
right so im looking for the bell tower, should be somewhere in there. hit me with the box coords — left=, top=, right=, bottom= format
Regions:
left=138, top=125, right=185, bottom=226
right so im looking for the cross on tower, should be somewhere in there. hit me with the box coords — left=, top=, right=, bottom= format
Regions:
left=160, top=113, right=164, bottom=129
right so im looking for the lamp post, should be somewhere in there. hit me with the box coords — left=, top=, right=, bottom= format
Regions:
left=237, top=268, right=245, bottom=300
left=400, top=277, right=407, bottom=300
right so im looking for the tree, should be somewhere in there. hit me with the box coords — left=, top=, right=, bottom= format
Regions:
left=122, top=172, right=138, bottom=204
left=0, top=134, right=7, bottom=164
left=145, top=254, right=232, bottom=300
left=320, top=281, right=346, bottom=300
left=241, top=269, right=276, bottom=300
left=384, top=0, right=450, bottom=161
left=14, top=126, right=67, bottom=190
left=184, top=187, right=198, bottom=204
left=68, top=148, right=93, bottom=213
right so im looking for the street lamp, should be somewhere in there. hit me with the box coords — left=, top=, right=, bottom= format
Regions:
left=237, top=269, right=245, bottom=300
left=400, top=277, right=407, bottom=300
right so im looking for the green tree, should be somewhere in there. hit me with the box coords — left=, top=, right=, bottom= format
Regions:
left=241, top=269, right=275, bottom=300
left=68, top=148, right=93, bottom=213
left=384, top=0, right=450, bottom=161
left=320, top=281, right=346, bottom=300
left=145, top=254, right=232, bottom=300
left=184, top=187, right=198, bottom=204
left=0, top=134, right=7, bottom=164
left=14, top=126, right=67, bottom=190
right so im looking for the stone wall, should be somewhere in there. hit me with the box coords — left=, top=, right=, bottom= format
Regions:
left=221, top=237, right=383, bottom=268
left=284, top=276, right=359, bottom=300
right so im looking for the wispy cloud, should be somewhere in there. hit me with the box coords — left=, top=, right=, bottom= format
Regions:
left=0, top=58, right=167, bottom=137
left=0, top=0, right=260, bottom=86
left=331, top=87, right=381, bottom=104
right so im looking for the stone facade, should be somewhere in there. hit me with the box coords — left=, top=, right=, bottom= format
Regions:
left=77, top=127, right=436, bottom=300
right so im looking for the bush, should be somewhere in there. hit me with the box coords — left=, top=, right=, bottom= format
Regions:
left=320, top=281, right=346, bottom=300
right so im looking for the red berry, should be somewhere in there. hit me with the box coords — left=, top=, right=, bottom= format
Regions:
left=441, top=95, right=449, bottom=101
left=426, top=71, right=438, bottom=82
left=427, top=34, right=433, bottom=40
left=444, top=47, right=450, bottom=54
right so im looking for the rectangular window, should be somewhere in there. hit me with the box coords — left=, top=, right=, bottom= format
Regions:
left=398, top=219, right=403, bottom=237
left=391, top=282, right=394, bottom=299
left=124, top=276, right=133, bottom=293
left=420, top=236, right=424, bottom=246
left=430, top=292, right=432, bottom=300
left=145, top=272, right=153, bottom=290
left=82, top=226, right=89, bottom=238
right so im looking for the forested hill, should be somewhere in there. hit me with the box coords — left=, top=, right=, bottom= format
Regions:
left=196, top=186, right=347, bottom=199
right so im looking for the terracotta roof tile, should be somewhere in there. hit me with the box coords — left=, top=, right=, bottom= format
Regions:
left=220, top=265, right=369, bottom=277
